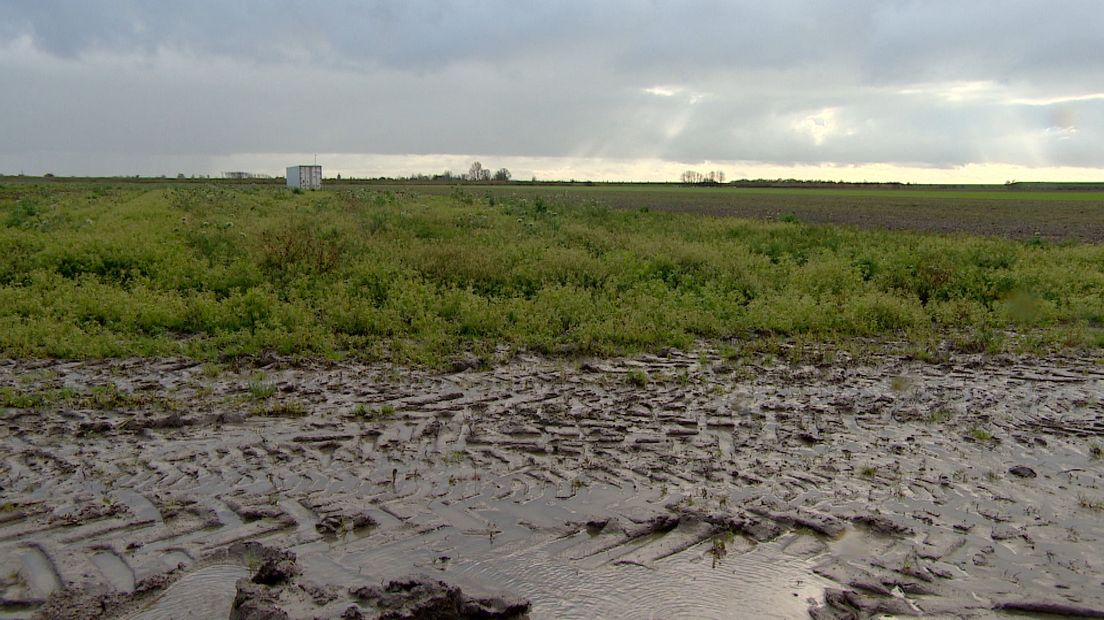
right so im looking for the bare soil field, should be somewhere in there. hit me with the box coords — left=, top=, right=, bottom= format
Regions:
left=379, top=184, right=1104, bottom=242
left=2, top=350, right=1103, bottom=618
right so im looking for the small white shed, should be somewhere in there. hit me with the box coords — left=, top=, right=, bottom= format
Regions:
left=286, top=165, right=322, bottom=190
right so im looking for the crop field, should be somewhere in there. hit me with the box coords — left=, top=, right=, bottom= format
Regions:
left=1, top=179, right=1103, bottom=364
left=3, top=178, right=1104, bottom=619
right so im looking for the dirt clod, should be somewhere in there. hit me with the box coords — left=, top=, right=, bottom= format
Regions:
left=352, top=577, right=531, bottom=620
left=230, top=580, right=290, bottom=620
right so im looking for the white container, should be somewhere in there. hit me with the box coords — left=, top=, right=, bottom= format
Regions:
left=286, top=165, right=322, bottom=189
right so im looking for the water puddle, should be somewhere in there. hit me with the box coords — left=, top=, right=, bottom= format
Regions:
left=121, top=563, right=248, bottom=620
left=453, top=537, right=828, bottom=619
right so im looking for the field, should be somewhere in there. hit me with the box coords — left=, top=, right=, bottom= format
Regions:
left=361, top=182, right=1104, bottom=242
left=2, top=179, right=1103, bottom=364
left=2, top=178, right=1104, bottom=619
left=2, top=348, right=1103, bottom=618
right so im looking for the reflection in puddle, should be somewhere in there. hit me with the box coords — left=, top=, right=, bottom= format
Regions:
left=453, top=536, right=828, bottom=619
left=123, top=564, right=249, bottom=620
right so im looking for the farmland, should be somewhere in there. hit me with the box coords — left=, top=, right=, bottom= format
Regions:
left=372, top=182, right=1104, bottom=242
left=1, top=179, right=1103, bottom=364
left=2, top=178, right=1104, bottom=619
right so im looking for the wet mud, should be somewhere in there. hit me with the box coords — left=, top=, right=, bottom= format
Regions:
left=1, top=349, right=1103, bottom=618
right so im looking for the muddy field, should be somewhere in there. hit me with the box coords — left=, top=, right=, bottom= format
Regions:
left=2, top=349, right=1103, bottom=619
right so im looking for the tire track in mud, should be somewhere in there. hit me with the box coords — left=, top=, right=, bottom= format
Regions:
left=1, top=351, right=1103, bottom=618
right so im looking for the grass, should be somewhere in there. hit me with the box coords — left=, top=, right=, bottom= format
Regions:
left=247, top=382, right=277, bottom=400
left=1079, top=495, right=1104, bottom=512
left=924, top=408, right=954, bottom=424
left=0, top=386, right=75, bottom=408
left=251, top=400, right=306, bottom=417
left=889, top=375, right=910, bottom=392
left=1, top=181, right=1103, bottom=366
left=353, top=403, right=395, bottom=420
left=0, top=384, right=169, bottom=410
left=200, top=362, right=224, bottom=378
left=967, top=426, right=995, bottom=443
left=442, top=451, right=466, bottom=465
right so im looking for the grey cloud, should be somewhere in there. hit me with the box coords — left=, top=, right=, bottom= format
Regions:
left=2, top=0, right=1103, bottom=175
left=861, top=1, right=1104, bottom=88
left=7, top=1, right=1101, bottom=79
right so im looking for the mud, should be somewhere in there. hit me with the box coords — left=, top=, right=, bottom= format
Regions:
left=1, top=349, right=1103, bottom=618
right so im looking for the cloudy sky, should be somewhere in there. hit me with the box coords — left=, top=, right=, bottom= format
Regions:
left=2, top=0, right=1102, bottom=182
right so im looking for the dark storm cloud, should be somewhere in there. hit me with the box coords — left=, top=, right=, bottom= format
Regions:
left=2, top=0, right=1102, bottom=176
left=8, top=1, right=1100, bottom=78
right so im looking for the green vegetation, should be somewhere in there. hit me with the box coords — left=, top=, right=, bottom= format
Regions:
left=0, top=383, right=176, bottom=411
left=353, top=403, right=395, bottom=420
left=1, top=385, right=78, bottom=408
left=625, top=369, right=650, bottom=387
left=1, top=181, right=1103, bottom=366
left=889, top=375, right=910, bottom=392
left=247, top=382, right=277, bottom=400
left=967, top=426, right=995, bottom=443
left=200, top=362, right=224, bottom=377
left=251, top=400, right=306, bottom=417
left=87, top=384, right=142, bottom=409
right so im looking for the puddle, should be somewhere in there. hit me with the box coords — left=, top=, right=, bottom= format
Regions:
left=19, top=544, right=62, bottom=597
left=121, top=564, right=248, bottom=620
left=452, top=538, right=828, bottom=619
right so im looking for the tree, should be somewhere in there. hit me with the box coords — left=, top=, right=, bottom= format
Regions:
left=493, top=167, right=511, bottom=182
left=467, top=161, right=490, bottom=182
left=681, top=170, right=725, bottom=184
left=681, top=170, right=707, bottom=184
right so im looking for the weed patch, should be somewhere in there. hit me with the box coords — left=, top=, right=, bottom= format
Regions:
left=251, top=401, right=306, bottom=417
left=1, top=182, right=1102, bottom=365
left=966, top=426, right=995, bottom=443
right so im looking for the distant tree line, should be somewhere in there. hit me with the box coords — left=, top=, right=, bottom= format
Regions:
left=380, top=161, right=513, bottom=183
left=463, top=161, right=512, bottom=182
left=222, top=171, right=272, bottom=180
left=680, top=170, right=726, bottom=184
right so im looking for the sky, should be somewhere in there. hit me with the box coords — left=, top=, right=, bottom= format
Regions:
left=1, top=0, right=1102, bottom=183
